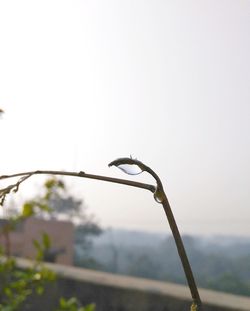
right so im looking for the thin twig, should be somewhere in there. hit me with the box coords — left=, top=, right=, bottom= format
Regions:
left=0, top=170, right=156, bottom=205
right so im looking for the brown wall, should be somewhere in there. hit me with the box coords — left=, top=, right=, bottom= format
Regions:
left=0, top=218, right=74, bottom=265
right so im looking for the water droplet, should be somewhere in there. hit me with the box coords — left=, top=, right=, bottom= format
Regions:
left=154, top=188, right=164, bottom=203
left=117, top=164, right=143, bottom=175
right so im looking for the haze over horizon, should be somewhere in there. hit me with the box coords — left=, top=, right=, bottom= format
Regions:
left=0, top=0, right=249, bottom=236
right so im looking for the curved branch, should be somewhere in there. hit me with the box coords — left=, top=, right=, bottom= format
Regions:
left=0, top=170, right=156, bottom=205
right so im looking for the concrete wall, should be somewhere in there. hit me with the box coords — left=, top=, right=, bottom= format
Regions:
left=17, top=258, right=250, bottom=311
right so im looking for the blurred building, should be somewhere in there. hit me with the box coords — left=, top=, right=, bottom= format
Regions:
left=0, top=217, right=74, bottom=265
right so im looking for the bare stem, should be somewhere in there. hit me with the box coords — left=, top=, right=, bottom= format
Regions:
left=161, top=194, right=202, bottom=310
left=0, top=170, right=156, bottom=196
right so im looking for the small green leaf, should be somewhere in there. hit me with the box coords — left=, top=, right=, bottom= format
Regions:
left=45, top=178, right=57, bottom=189
left=33, top=273, right=42, bottom=281
left=42, top=233, right=51, bottom=249
left=4, top=287, right=12, bottom=297
left=22, top=203, right=34, bottom=217
left=84, top=304, right=96, bottom=311
left=36, top=286, right=44, bottom=295
left=33, top=239, right=41, bottom=251
left=59, top=297, right=67, bottom=308
left=64, top=297, right=77, bottom=306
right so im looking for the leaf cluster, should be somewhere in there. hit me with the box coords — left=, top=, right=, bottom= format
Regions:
left=0, top=178, right=96, bottom=311
left=56, top=298, right=95, bottom=311
left=0, top=247, right=55, bottom=311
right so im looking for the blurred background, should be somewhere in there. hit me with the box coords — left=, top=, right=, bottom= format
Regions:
left=0, top=0, right=250, bottom=300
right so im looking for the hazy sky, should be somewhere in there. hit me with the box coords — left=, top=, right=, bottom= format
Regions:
left=0, top=0, right=249, bottom=236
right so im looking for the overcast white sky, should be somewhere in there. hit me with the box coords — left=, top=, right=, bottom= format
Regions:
left=0, top=0, right=250, bottom=236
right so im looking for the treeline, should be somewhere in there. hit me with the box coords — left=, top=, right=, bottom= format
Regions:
left=74, top=229, right=250, bottom=297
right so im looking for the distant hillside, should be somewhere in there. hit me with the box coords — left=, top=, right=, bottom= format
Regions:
left=74, top=228, right=250, bottom=297
left=92, top=228, right=166, bottom=247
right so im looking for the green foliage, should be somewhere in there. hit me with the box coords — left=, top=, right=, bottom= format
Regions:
left=0, top=247, right=91, bottom=311
left=22, top=203, right=34, bottom=218
left=0, top=231, right=94, bottom=311
left=45, top=178, right=65, bottom=191
left=56, top=298, right=95, bottom=311
left=0, top=249, right=56, bottom=311
left=42, top=233, right=51, bottom=250
left=0, top=177, right=96, bottom=311
left=33, top=233, right=51, bottom=261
